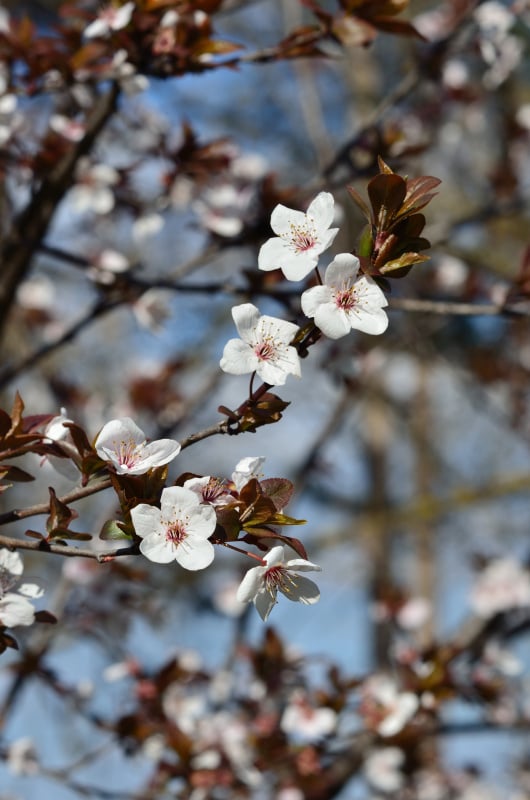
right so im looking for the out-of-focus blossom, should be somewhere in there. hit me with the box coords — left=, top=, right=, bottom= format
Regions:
left=84, top=2, right=135, bottom=38
left=280, top=690, right=337, bottom=741
left=0, top=550, right=44, bottom=628
left=301, top=253, right=388, bottom=338
left=194, top=183, right=255, bottom=238
left=236, top=545, right=321, bottom=621
left=0, top=92, right=18, bottom=146
left=132, top=213, right=165, bottom=243
left=132, top=288, right=171, bottom=333
left=40, top=407, right=79, bottom=480
left=474, top=2, right=522, bottom=88
left=360, top=674, right=419, bottom=737
left=49, top=114, right=85, bottom=142
left=88, top=249, right=130, bottom=285
left=131, top=486, right=216, bottom=569
left=469, top=557, right=530, bottom=618
left=212, top=578, right=247, bottom=617
left=69, top=158, right=119, bottom=215
left=259, top=192, right=338, bottom=281
left=220, top=303, right=301, bottom=386
left=95, top=417, right=181, bottom=475
left=7, top=737, right=39, bottom=776
left=364, top=747, right=405, bottom=793
left=231, top=456, right=265, bottom=492
left=105, top=49, right=149, bottom=95
left=396, top=597, right=431, bottom=630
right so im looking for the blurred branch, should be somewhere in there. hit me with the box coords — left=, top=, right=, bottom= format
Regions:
left=0, top=477, right=111, bottom=527
left=0, top=83, right=120, bottom=344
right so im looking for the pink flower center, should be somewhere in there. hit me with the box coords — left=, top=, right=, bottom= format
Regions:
left=254, top=340, right=276, bottom=362
left=202, top=478, right=229, bottom=503
left=165, top=521, right=188, bottom=546
left=334, top=287, right=356, bottom=311
left=288, top=223, right=317, bottom=253
left=116, top=438, right=140, bottom=468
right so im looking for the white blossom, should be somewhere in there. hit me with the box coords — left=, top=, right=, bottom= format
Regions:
left=258, top=192, right=338, bottom=281
left=84, top=2, right=135, bottom=38
left=280, top=690, right=337, bottom=741
left=0, top=550, right=44, bottom=629
left=69, top=158, right=119, bottom=215
left=95, top=417, right=181, bottom=475
left=236, top=545, right=321, bottom=621
left=220, top=303, right=301, bottom=386
left=49, top=114, right=85, bottom=142
left=131, top=486, right=216, bottom=569
left=470, top=557, right=530, bottom=618
left=364, top=747, right=405, bottom=793
left=231, top=456, right=265, bottom=491
left=361, top=675, right=419, bottom=737
left=301, top=253, right=388, bottom=338
left=183, top=476, right=233, bottom=507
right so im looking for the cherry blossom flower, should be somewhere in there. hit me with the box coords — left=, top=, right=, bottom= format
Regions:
left=95, top=417, right=181, bottom=475
left=183, top=476, right=233, bottom=507
left=258, top=192, right=338, bottom=281
left=236, top=545, right=321, bottom=621
left=301, top=253, right=388, bottom=339
left=6, top=737, right=39, bottom=776
left=69, top=158, right=119, bottom=215
left=131, top=486, right=216, bottom=568
left=220, top=303, right=301, bottom=386
left=84, top=2, right=135, bottom=39
left=40, top=407, right=79, bottom=480
left=231, top=456, right=265, bottom=491
left=360, top=675, right=419, bottom=737
left=49, top=114, right=85, bottom=142
left=0, top=550, right=44, bottom=628
left=364, top=747, right=405, bottom=793
left=469, top=557, right=530, bottom=618
left=280, top=690, right=337, bottom=741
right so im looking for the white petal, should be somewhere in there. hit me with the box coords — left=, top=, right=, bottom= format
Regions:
left=130, top=504, right=164, bottom=540
left=254, top=588, right=277, bottom=621
left=236, top=565, right=266, bottom=602
left=355, top=275, right=388, bottom=307
left=347, top=305, right=389, bottom=335
left=306, top=192, right=335, bottom=231
left=325, top=253, right=360, bottom=287
left=0, top=549, right=23, bottom=576
left=132, top=439, right=181, bottom=470
left=176, top=538, right=215, bottom=571
left=269, top=205, right=308, bottom=237
left=258, top=236, right=291, bottom=272
left=220, top=339, right=257, bottom=375
left=231, top=303, right=260, bottom=342
left=95, top=418, right=144, bottom=453
left=84, top=18, right=109, bottom=38
left=263, top=546, right=286, bottom=566
left=139, top=535, right=176, bottom=564
left=281, top=575, right=320, bottom=605
left=256, top=348, right=300, bottom=386
left=314, top=305, right=352, bottom=339
left=280, top=250, right=320, bottom=282
left=18, top=583, right=44, bottom=599
left=301, top=285, right=332, bottom=318
left=0, top=594, right=35, bottom=627
left=285, top=555, right=322, bottom=572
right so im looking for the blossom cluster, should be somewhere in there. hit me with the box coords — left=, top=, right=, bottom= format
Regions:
left=220, top=191, right=389, bottom=386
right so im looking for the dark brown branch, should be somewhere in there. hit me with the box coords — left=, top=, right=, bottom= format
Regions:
left=0, top=82, right=120, bottom=344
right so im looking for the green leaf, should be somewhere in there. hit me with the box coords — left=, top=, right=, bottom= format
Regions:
left=100, top=520, right=132, bottom=541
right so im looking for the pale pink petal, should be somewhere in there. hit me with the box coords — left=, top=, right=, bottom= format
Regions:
left=231, top=303, right=260, bottom=342
left=325, top=253, right=360, bottom=286
left=130, top=504, right=164, bottom=540
left=139, top=536, right=175, bottom=564
left=0, top=594, right=35, bottom=627
left=0, top=549, right=23, bottom=576
left=306, top=191, right=335, bottom=231
left=236, top=565, right=265, bottom=602
left=135, top=439, right=181, bottom=470
left=301, top=285, right=332, bottom=318
left=269, top=205, right=308, bottom=237
left=220, top=338, right=258, bottom=375
left=258, top=236, right=292, bottom=272
left=175, top=538, right=215, bottom=571
left=314, top=305, right=352, bottom=339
